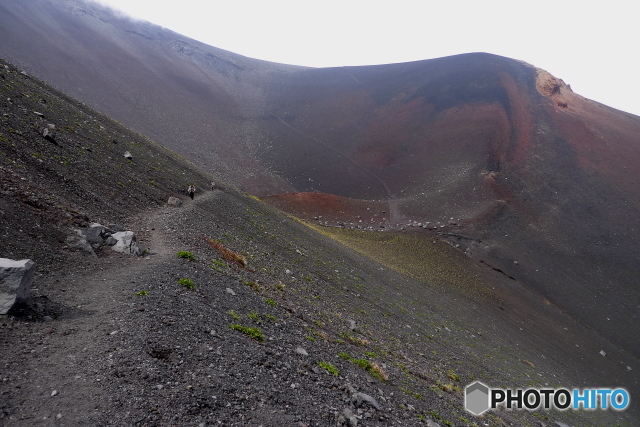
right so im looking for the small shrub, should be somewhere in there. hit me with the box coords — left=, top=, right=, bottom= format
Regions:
left=177, top=251, right=195, bottom=261
left=264, top=314, right=277, bottom=321
left=178, top=278, right=194, bottom=289
left=318, top=361, right=339, bottom=376
left=135, top=290, right=149, bottom=296
left=230, top=324, right=264, bottom=342
left=264, top=298, right=277, bottom=306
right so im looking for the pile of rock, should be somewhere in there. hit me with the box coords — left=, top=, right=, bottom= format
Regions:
left=66, top=223, right=144, bottom=256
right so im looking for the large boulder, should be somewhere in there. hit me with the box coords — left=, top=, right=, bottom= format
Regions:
left=0, top=258, right=36, bottom=314
left=111, top=231, right=144, bottom=256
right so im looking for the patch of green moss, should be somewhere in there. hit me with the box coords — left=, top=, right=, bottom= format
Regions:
left=230, top=324, right=264, bottom=342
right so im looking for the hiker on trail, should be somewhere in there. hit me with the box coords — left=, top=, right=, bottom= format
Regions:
left=211, top=181, right=216, bottom=190
left=187, top=185, right=196, bottom=200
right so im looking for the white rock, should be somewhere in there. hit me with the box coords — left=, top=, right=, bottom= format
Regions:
left=295, top=347, right=308, bottom=357
left=111, top=231, right=143, bottom=256
left=0, top=258, right=36, bottom=314
left=225, top=288, right=236, bottom=295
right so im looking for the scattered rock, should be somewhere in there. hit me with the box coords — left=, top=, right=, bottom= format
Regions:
left=124, top=151, right=133, bottom=160
left=426, top=420, right=442, bottom=427
left=51, top=390, right=58, bottom=397
left=84, top=223, right=106, bottom=245
left=295, top=346, right=308, bottom=357
left=225, top=288, right=236, bottom=295
left=111, top=231, right=144, bottom=256
left=347, top=319, right=357, bottom=330
left=167, top=197, right=182, bottom=207
left=353, top=392, right=381, bottom=411
left=285, top=269, right=293, bottom=275
left=43, top=127, right=57, bottom=143
left=341, top=408, right=358, bottom=426
left=0, top=258, right=36, bottom=314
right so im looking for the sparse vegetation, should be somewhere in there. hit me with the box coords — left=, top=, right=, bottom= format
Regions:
left=400, top=386, right=423, bottom=400
left=203, top=236, right=247, bottom=267
left=230, top=324, right=265, bottom=342
left=227, top=310, right=241, bottom=320
left=244, top=280, right=260, bottom=291
left=247, top=310, right=262, bottom=324
left=178, top=278, right=194, bottom=289
left=177, top=251, right=195, bottom=261
left=339, top=352, right=388, bottom=381
left=338, top=331, right=369, bottom=346
left=135, top=290, right=149, bottom=296
left=318, top=361, right=339, bottom=376
left=264, top=298, right=277, bottom=306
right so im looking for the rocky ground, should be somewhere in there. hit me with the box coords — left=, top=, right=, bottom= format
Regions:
left=1, top=59, right=638, bottom=426
left=2, top=189, right=635, bottom=426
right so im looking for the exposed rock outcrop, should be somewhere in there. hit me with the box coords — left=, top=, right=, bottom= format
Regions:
left=66, top=223, right=144, bottom=256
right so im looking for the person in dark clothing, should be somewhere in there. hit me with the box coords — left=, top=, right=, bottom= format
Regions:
left=187, top=185, right=195, bottom=200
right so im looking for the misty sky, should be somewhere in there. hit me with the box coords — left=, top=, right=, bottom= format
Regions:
left=93, top=0, right=639, bottom=116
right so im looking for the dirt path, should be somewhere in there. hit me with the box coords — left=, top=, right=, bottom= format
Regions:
left=0, top=194, right=195, bottom=425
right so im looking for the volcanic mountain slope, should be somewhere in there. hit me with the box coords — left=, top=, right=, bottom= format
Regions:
left=1, top=0, right=640, bottom=385
left=1, top=56, right=638, bottom=427
left=261, top=55, right=640, bottom=359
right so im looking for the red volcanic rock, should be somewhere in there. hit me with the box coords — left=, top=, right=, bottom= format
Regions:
left=263, top=192, right=390, bottom=226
